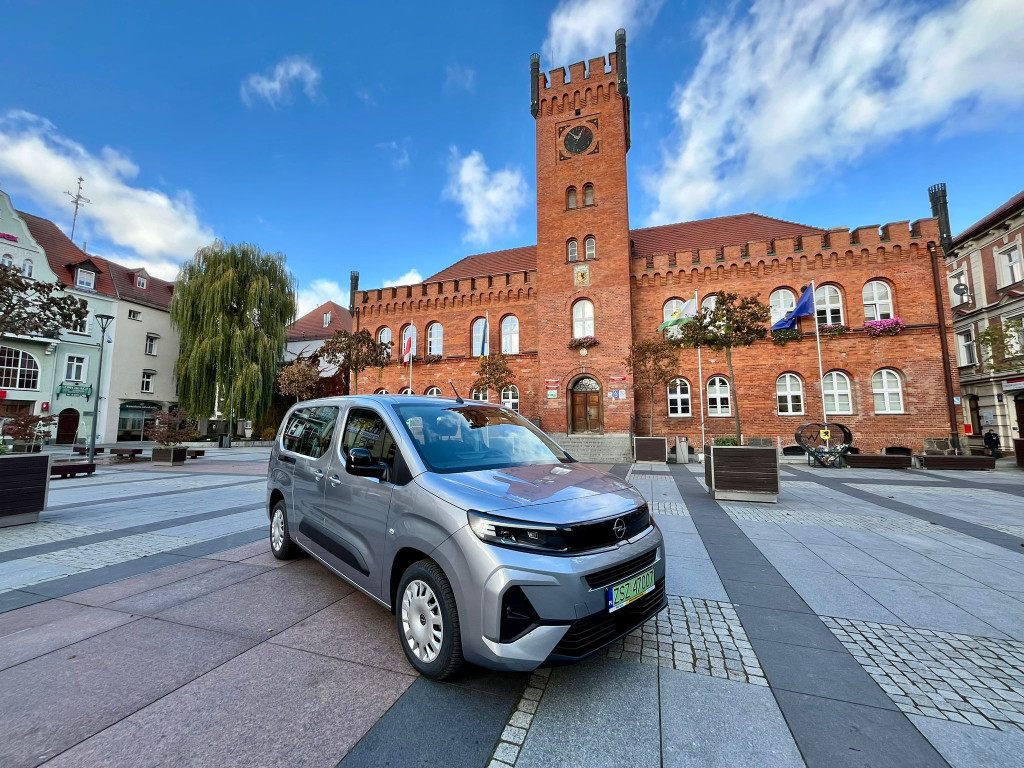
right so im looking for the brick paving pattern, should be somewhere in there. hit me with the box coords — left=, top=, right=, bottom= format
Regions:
left=0, top=523, right=106, bottom=553
left=652, top=501, right=689, bottom=517
left=488, top=667, right=552, bottom=768
left=605, top=596, right=767, bottom=684
left=720, top=505, right=974, bottom=537
left=824, top=616, right=1024, bottom=732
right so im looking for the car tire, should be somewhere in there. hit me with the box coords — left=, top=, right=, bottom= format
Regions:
left=269, top=501, right=297, bottom=560
left=396, top=559, right=464, bottom=680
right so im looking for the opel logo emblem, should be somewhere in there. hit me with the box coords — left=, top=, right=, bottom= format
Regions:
left=613, top=518, right=626, bottom=539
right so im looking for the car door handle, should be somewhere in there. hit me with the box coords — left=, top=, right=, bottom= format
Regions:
left=278, top=454, right=295, bottom=464
left=329, top=475, right=342, bottom=487
left=312, top=469, right=325, bottom=480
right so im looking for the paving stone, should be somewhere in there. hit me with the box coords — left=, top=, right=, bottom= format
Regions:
left=104, top=562, right=269, bottom=616
left=0, top=597, right=89, bottom=636
left=664, top=556, right=729, bottom=601
left=60, top=557, right=228, bottom=606
left=910, top=713, right=1024, bottom=767
left=0, top=606, right=136, bottom=671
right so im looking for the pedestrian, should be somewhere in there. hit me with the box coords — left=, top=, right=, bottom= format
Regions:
left=984, top=428, right=1001, bottom=459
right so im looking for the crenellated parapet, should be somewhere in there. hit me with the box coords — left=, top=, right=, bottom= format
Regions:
left=630, top=218, right=941, bottom=285
left=358, top=270, right=537, bottom=319
left=533, top=28, right=628, bottom=119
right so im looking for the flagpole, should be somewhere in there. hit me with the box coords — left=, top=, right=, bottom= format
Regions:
left=695, top=289, right=706, bottom=450
left=409, top=318, right=414, bottom=393
left=811, top=279, right=827, bottom=427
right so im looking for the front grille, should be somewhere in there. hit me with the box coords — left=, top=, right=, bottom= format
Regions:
left=585, top=549, right=658, bottom=590
left=550, top=579, right=666, bottom=660
left=562, top=504, right=650, bottom=552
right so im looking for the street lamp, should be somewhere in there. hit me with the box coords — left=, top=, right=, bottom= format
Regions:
left=87, top=314, right=115, bottom=463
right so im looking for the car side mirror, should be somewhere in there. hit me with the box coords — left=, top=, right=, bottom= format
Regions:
left=346, top=447, right=386, bottom=480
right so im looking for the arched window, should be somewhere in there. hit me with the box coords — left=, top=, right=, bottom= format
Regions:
left=583, top=184, right=594, bottom=206
left=769, top=289, right=796, bottom=325
left=572, top=299, right=594, bottom=338
left=701, top=294, right=718, bottom=313
left=21, top=259, right=33, bottom=278
left=501, top=315, right=519, bottom=354
left=863, top=281, right=893, bottom=321
left=427, top=322, right=443, bottom=356
left=776, top=374, right=804, bottom=415
left=872, top=369, right=904, bottom=413
left=707, top=376, right=730, bottom=417
left=567, top=239, right=578, bottom=262
left=815, top=285, right=844, bottom=325
left=0, top=346, right=41, bottom=389
left=401, top=325, right=417, bottom=359
left=822, top=371, right=853, bottom=414
left=584, top=236, right=596, bottom=260
left=667, top=378, right=691, bottom=417
left=378, top=327, right=392, bottom=347
left=471, top=388, right=489, bottom=401
left=374, top=388, right=389, bottom=394
left=501, top=385, right=520, bottom=412
left=472, top=317, right=489, bottom=356
left=663, top=298, right=686, bottom=339
left=0, top=253, right=12, bottom=268
left=567, top=187, right=578, bottom=209
left=425, top=386, right=442, bottom=397
left=398, top=387, right=413, bottom=395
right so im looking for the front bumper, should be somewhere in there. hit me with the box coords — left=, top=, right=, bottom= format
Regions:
left=433, top=521, right=665, bottom=671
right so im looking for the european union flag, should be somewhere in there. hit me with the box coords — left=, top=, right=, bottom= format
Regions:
left=771, top=286, right=815, bottom=331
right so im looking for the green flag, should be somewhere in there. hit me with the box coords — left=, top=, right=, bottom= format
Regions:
left=657, top=296, right=697, bottom=331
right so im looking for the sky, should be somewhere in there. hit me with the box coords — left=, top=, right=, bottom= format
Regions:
left=3, top=0, right=1023, bottom=315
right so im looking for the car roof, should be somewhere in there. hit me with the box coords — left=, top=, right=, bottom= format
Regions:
left=293, top=395, right=497, bottom=408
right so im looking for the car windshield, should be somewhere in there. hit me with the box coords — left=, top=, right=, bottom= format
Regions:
left=392, top=403, right=572, bottom=473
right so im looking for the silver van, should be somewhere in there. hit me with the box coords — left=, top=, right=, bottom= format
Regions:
left=266, top=395, right=665, bottom=679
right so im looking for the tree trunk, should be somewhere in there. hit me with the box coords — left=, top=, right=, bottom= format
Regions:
left=726, top=346, right=741, bottom=443
left=352, top=368, right=359, bottom=396
left=649, top=386, right=656, bottom=436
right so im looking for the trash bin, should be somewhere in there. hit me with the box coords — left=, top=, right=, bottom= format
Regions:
left=218, top=435, right=231, bottom=448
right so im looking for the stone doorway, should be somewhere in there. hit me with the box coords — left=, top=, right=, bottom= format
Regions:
left=569, top=376, right=602, bottom=434
left=55, top=408, right=81, bottom=444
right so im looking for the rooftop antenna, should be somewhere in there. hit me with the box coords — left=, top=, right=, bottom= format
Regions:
left=449, top=381, right=464, bottom=404
left=65, top=177, right=91, bottom=241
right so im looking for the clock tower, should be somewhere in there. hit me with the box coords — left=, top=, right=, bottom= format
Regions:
left=531, top=29, right=634, bottom=435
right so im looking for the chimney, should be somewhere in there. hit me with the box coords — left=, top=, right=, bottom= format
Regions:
left=530, top=53, right=540, bottom=117
left=348, top=271, right=359, bottom=315
left=615, top=29, right=628, bottom=98
left=928, top=183, right=953, bottom=254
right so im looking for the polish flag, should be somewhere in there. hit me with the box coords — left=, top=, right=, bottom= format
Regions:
left=403, top=329, right=414, bottom=363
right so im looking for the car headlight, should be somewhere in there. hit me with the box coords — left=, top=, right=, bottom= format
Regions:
left=467, top=510, right=568, bottom=552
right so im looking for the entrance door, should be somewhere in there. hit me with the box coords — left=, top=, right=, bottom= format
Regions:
left=56, top=408, right=80, bottom=444
left=1015, top=395, right=1024, bottom=442
left=570, top=377, right=602, bottom=433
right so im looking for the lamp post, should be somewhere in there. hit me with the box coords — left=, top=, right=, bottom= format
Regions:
left=87, top=314, right=115, bottom=463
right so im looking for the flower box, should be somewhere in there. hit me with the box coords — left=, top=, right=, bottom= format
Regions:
left=704, top=445, right=779, bottom=502
left=0, top=454, right=51, bottom=527
left=567, top=336, right=599, bottom=350
left=864, top=318, right=906, bottom=337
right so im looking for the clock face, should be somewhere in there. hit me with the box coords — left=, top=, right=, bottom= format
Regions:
left=563, top=125, right=594, bottom=155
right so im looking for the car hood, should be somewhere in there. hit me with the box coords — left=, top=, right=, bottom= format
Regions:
left=415, top=462, right=646, bottom=524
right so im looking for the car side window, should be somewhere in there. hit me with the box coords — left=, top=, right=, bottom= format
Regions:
left=281, top=406, right=339, bottom=459
left=341, top=408, right=397, bottom=468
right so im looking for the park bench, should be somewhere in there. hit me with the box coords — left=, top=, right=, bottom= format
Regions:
left=51, top=462, right=96, bottom=478
left=186, top=449, right=205, bottom=459
left=916, top=454, right=995, bottom=471
left=72, top=446, right=104, bottom=455
left=111, top=448, right=143, bottom=461
left=844, top=454, right=912, bottom=469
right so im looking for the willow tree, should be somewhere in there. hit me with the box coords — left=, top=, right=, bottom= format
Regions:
left=170, top=241, right=296, bottom=432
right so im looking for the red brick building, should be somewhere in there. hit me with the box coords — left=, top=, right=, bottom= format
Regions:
left=352, top=31, right=962, bottom=458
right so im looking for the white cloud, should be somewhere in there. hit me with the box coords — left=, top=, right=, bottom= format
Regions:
left=443, top=147, right=528, bottom=246
left=543, top=0, right=663, bottom=68
left=241, top=55, right=322, bottom=108
left=297, top=278, right=348, bottom=316
left=383, top=269, right=423, bottom=287
left=0, top=110, right=214, bottom=279
left=444, top=63, right=476, bottom=92
left=377, top=138, right=411, bottom=169
left=645, top=0, right=1024, bottom=224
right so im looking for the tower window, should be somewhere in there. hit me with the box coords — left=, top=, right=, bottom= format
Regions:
left=567, top=187, right=577, bottom=210
left=567, top=239, right=578, bottom=262
left=584, top=236, right=596, bottom=260
left=583, top=184, right=594, bottom=206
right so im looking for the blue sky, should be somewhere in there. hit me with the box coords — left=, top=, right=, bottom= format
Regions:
left=2, top=0, right=1023, bottom=314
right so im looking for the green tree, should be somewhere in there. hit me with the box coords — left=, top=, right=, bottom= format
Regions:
left=0, top=264, right=87, bottom=337
left=472, top=353, right=516, bottom=399
left=170, top=241, right=296, bottom=429
left=675, top=291, right=770, bottom=443
left=976, top=318, right=1024, bottom=373
left=624, top=337, right=680, bottom=436
left=275, top=357, right=322, bottom=403
left=319, top=329, right=391, bottom=395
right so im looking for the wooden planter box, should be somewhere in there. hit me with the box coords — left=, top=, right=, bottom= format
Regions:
left=634, top=436, right=667, bottom=462
left=916, top=454, right=995, bottom=471
left=844, top=454, right=913, bottom=469
left=704, top=445, right=780, bottom=503
left=152, top=447, right=188, bottom=467
left=10, top=443, right=42, bottom=453
left=1014, top=439, right=1024, bottom=468
left=0, top=454, right=51, bottom=527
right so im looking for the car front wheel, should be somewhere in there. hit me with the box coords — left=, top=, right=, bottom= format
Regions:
left=269, top=501, right=297, bottom=560
left=397, top=559, right=463, bottom=679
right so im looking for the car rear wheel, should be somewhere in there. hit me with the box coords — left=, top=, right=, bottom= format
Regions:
left=397, top=559, right=463, bottom=679
left=270, top=501, right=297, bottom=560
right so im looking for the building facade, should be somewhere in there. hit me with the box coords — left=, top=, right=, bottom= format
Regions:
left=945, top=189, right=1024, bottom=455
left=285, top=300, right=353, bottom=377
left=350, top=31, right=962, bottom=457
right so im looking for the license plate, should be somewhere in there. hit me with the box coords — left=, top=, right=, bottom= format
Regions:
left=607, top=567, right=656, bottom=613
